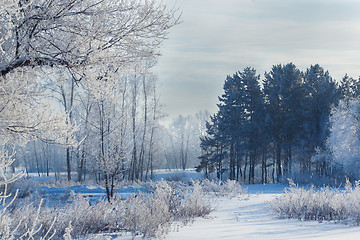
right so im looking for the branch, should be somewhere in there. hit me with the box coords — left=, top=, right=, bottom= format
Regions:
left=0, top=57, right=72, bottom=76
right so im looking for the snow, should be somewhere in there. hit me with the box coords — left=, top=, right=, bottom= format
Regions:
left=18, top=173, right=360, bottom=239
left=88, top=184, right=360, bottom=240
left=167, top=184, right=360, bottom=240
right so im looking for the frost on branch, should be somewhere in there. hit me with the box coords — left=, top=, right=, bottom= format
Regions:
left=327, top=98, right=360, bottom=180
left=0, top=68, right=77, bottom=146
left=0, top=0, right=179, bottom=76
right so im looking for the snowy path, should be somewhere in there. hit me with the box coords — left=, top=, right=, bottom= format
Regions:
left=167, top=185, right=360, bottom=240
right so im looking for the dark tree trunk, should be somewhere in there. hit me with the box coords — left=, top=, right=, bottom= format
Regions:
left=276, top=142, right=282, bottom=182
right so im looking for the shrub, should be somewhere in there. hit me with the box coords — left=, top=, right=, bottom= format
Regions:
left=270, top=179, right=360, bottom=224
left=11, top=180, right=211, bottom=239
left=199, top=179, right=248, bottom=198
left=0, top=148, right=57, bottom=240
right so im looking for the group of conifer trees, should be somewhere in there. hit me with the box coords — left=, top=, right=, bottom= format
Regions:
left=196, top=63, right=360, bottom=183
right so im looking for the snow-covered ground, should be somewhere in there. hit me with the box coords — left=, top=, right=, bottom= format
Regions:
left=19, top=171, right=360, bottom=239
left=168, top=184, right=360, bottom=240
left=88, top=184, right=360, bottom=240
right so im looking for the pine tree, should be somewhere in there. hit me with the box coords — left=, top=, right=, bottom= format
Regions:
left=199, top=63, right=341, bottom=183
left=302, top=64, right=339, bottom=175
left=239, top=67, right=265, bottom=183
left=217, top=73, right=247, bottom=180
left=197, top=114, right=225, bottom=180
left=198, top=67, right=264, bottom=182
left=340, top=74, right=360, bottom=99
left=263, top=63, right=304, bottom=181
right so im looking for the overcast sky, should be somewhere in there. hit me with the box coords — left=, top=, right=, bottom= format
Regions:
left=153, top=0, right=360, bottom=123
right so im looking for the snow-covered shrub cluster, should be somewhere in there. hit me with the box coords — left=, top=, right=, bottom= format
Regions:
left=0, top=149, right=57, bottom=240
left=199, top=179, right=248, bottom=198
left=10, top=180, right=211, bottom=239
left=270, top=180, right=360, bottom=224
left=177, top=181, right=213, bottom=221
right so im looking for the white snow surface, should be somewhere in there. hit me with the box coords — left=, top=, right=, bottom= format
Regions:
left=87, top=184, right=360, bottom=240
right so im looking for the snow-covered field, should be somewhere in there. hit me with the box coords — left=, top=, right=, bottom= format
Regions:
left=84, top=183, right=360, bottom=240
left=168, top=185, right=360, bottom=240
left=8, top=170, right=360, bottom=239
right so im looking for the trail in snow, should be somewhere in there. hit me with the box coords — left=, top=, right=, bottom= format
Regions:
left=167, top=184, right=360, bottom=240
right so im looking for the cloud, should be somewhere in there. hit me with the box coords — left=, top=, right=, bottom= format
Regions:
left=155, top=0, right=360, bottom=121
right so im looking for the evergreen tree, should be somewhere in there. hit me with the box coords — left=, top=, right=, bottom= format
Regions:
left=198, top=67, right=264, bottom=182
left=263, top=63, right=304, bottom=181
left=217, top=73, right=247, bottom=180
left=197, top=114, right=226, bottom=180
left=302, top=64, right=339, bottom=175
left=340, top=74, right=360, bottom=99
left=239, top=67, right=265, bottom=183
left=198, top=63, right=344, bottom=183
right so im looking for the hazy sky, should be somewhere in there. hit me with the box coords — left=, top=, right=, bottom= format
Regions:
left=154, top=0, right=360, bottom=123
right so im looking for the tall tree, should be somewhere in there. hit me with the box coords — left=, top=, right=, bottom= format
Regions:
left=197, top=114, right=225, bottom=180
left=217, top=72, right=247, bottom=180
left=263, top=63, right=304, bottom=181
left=200, top=68, right=265, bottom=182
left=240, top=67, right=265, bottom=183
left=301, top=64, right=339, bottom=174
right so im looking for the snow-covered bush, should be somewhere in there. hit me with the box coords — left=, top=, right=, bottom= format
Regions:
left=178, top=181, right=212, bottom=222
left=200, top=179, right=248, bottom=198
left=11, top=180, right=211, bottom=239
left=123, top=181, right=176, bottom=237
left=0, top=148, right=57, bottom=240
left=270, top=179, right=360, bottom=224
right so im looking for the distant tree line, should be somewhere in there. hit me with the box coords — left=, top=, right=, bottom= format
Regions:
left=163, top=111, right=210, bottom=171
left=196, top=63, right=360, bottom=184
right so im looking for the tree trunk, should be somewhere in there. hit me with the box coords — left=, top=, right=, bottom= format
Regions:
left=276, top=142, right=282, bottom=182
left=262, top=151, right=267, bottom=184
left=130, top=75, right=138, bottom=181
left=77, top=99, right=91, bottom=182
left=66, top=148, right=71, bottom=181
left=78, top=146, right=85, bottom=182
left=34, top=141, right=40, bottom=177
left=139, top=76, right=148, bottom=181
left=243, top=154, right=248, bottom=182
left=99, top=101, right=111, bottom=202
left=145, top=127, right=155, bottom=181
left=119, top=77, right=128, bottom=180
left=229, top=143, right=235, bottom=180
left=60, top=72, right=75, bottom=181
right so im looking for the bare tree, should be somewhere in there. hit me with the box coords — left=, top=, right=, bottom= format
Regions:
left=145, top=76, right=161, bottom=180
left=1, top=0, right=179, bottom=77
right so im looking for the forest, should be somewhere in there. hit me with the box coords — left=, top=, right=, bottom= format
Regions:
left=197, top=64, right=360, bottom=185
